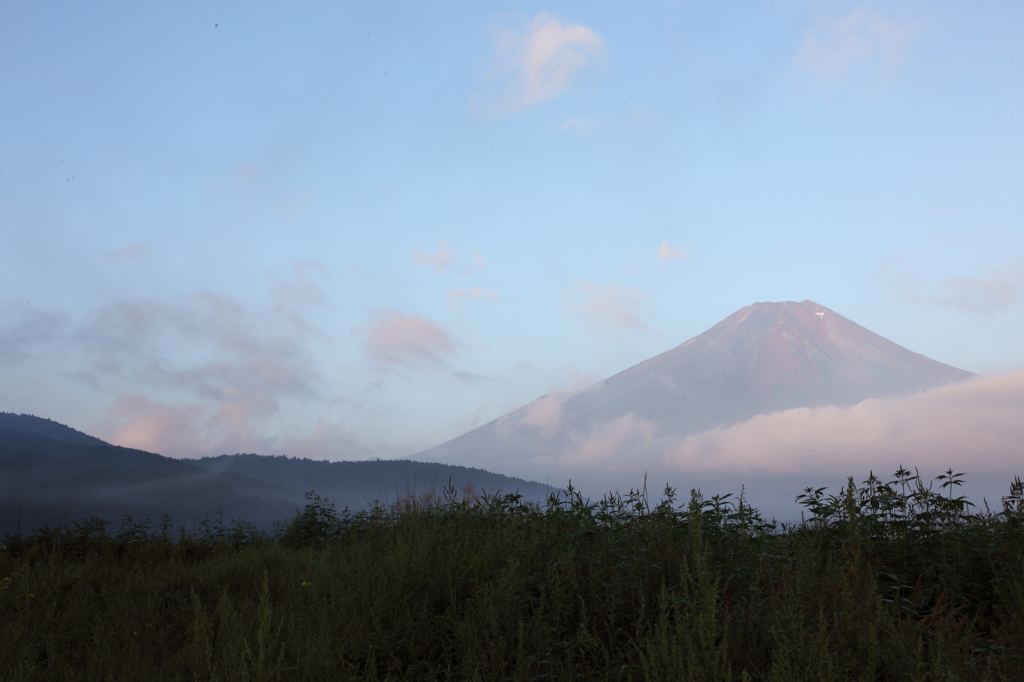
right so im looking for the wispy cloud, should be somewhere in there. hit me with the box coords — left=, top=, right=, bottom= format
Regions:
left=453, top=370, right=493, bottom=386
left=0, top=265, right=333, bottom=457
left=556, top=372, right=1024, bottom=478
left=461, top=250, right=487, bottom=275
left=498, top=392, right=566, bottom=438
left=657, top=240, right=688, bottom=261
left=552, top=366, right=605, bottom=393
left=435, top=372, right=1024, bottom=516
left=565, top=412, right=656, bottom=468
left=794, top=6, right=919, bottom=82
left=446, top=287, right=498, bottom=302
left=274, top=190, right=318, bottom=217
left=410, top=242, right=486, bottom=275
left=623, top=110, right=660, bottom=129
left=270, top=260, right=330, bottom=334
left=562, top=280, right=648, bottom=333
left=92, top=396, right=387, bottom=461
left=0, top=264, right=440, bottom=460
left=559, top=117, right=597, bottom=136
left=92, top=394, right=209, bottom=455
left=877, top=262, right=1024, bottom=315
left=210, top=162, right=275, bottom=201
left=474, top=13, right=606, bottom=117
left=0, top=304, right=70, bottom=365
left=460, top=406, right=486, bottom=432
left=411, top=241, right=459, bottom=273
left=277, top=417, right=390, bottom=461
left=74, top=287, right=326, bottom=429
left=107, top=242, right=151, bottom=262
left=933, top=273, right=1022, bottom=313
left=657, top=371, right=1024, bottom=478
left=357, top=308, right=455, bottom=369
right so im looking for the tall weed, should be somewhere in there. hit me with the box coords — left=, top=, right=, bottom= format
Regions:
left=2, top=469, right=1022, bottom=680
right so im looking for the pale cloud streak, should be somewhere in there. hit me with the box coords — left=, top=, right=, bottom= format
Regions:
left=273, top=190, right=318, bottom=217
left=411, top=241, right=459, bottom=273
left=438, top=372, right=1024, bottom=515
left=93, top=394, right=220, bottom=456
left=549, top=372, right=1024, bottom=480
left=78, top=286, right=326, bottom=451
left=0, top=265, right=334, bottom=458
left=656, top=371, right=1024, bottom=478
left=358, top=308, right=455, bottom=369
left=494, top=392, right=567, bottom=441
left=933, top=273, right=1022, bottom=313
left=108, top=289, right=321, bottom=399
left=878, top=262, right=1024, bottom=315
left=623, top=110, right=660, bottom=129
left=216, top=162, right=273, bottom=196
left=445, top=287, right=498, bottom=302
left=518, top=393, right=565, bottom=435
left=410, top=242, right=486, bottom=275
left=107, top=242, right=151, bottom=261
left=559, top=117, right=597, bottom=136
left=0, top=303, right=70, bottom=365
left=277, top=417, right=402, bottom=461
left=657, top=240, right=688, bottom=261
left=92, top=395, right=388, bottom=461
left=562, top=280, right=648, bottom=333
left=564, top=413, right=655, bottom=469
left=475, top=13, right=606, bottom=117
left=794, top=6, right=919, bottom=81
left=461, top=250, right=487, bottom=275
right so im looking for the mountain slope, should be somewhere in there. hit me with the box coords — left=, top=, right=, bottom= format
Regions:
left=559, top=299, right=973, bottom=437
left=0, top=415, right=557, bottom=535
left=0, top=413, right=110, bottom=447
left=0, top=428, right=300, bottom=531
left=186, top=454, right=556, bottom=505
left=416, top=300, right=975, bottom=477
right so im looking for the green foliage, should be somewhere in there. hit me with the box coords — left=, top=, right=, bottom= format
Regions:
left=274, top=491, right=350, bottom=548
left=2, top=469, right=1023, bottom=680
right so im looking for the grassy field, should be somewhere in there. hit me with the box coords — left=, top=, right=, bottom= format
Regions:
left=2, top=469, right=1023, bottom=681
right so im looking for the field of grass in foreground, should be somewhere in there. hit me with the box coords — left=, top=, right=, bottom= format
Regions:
left=2, top=468, right=1024, bottom=681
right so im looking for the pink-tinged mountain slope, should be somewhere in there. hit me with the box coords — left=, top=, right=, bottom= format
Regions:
left=416, top=301, right=975, bottom=468
left=564, top=299, right=976, bottom=437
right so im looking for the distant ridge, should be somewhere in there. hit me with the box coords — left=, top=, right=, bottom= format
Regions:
left=0, top=427, right=299, bottom=533
left=0, top=412, right=109, bottom=447
left=0, top=414, right=558, bottom=535
left=186, top=454, right=555, bottom=504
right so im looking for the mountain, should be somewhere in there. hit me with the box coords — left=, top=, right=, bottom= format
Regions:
left=0, top=413, right=110, bottom=447
left=186, top=454, right=555, bottom=506
left=414, top=300, right=975, bottom=479
left=0, top=424, right=299, bottom=534
left=0, top=413, right=556, bottom=535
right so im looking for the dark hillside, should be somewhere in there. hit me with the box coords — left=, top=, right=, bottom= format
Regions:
left=0, top=415, right=556, bottom=536
left=0, top=414, right=556, bottom=537
left=188, top=454, right=557, bottom=506
left=0, top=428, right=298, bottom=534
left=0, top=412, right=110, bottom=447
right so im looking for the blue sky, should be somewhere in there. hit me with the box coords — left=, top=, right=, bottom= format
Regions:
left=1, top=1, right=1022, bottom=466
